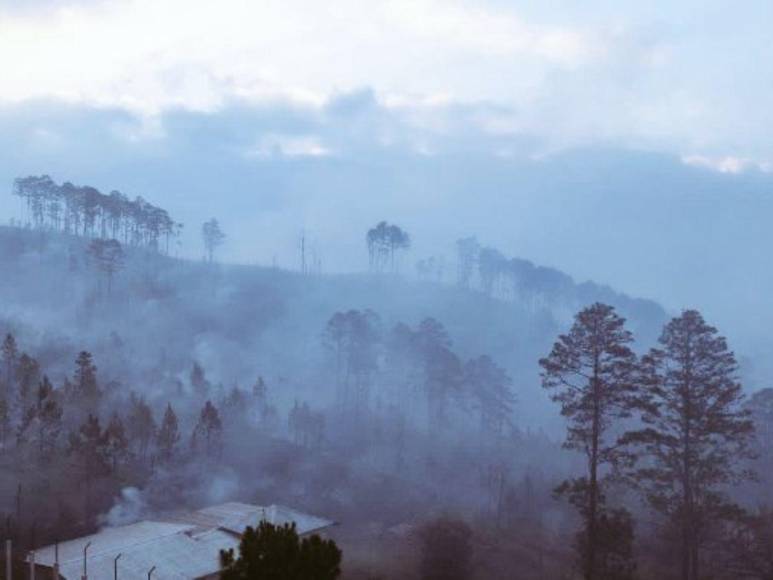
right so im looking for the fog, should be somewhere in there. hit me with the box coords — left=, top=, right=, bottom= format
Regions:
left=2, top=2, right=773, bottom=579
left=3, top=99, right=773, bottom=364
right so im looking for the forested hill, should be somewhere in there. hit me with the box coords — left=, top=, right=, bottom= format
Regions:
left=0, top=224, right=666, bottom=428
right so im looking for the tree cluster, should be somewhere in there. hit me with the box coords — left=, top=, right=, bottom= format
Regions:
left=12, top=175, right=180, bottom=252
left=220, top=521, right=341, bottom=580
left=541, top=304, right=755, bottom=580
left=323, top=310, right=515, bottom=440
left=366, top=221, right=410, bottom=273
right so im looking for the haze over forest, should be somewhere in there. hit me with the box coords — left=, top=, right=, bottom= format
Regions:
left=1, top=2, right=773, bottom=580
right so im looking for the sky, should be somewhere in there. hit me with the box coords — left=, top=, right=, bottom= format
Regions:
left=2, top=0, right=773, bottom=352
left=2, top=0, right=773, bottom=164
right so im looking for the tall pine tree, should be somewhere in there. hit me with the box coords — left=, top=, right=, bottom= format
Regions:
left=620, top=310, right=755, bottom=580
left=539, top=303, right=638, bottom=580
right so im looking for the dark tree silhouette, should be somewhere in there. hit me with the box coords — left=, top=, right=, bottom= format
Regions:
left=13, top=175, right=179, bottom=251
left=156, top=402, right=180, bottom=462
left=190, top=361, right=211, bottom=398
left=192, top=400, right=223, bottom=457
left=576, top=506, right=637, bottom=580
left=102, top=412, right=129, bottom=472
left=322, top=309, right=381, bottom=412
left=71, top=351, right=101, bottom=412
left=366, top=221, right=410, bottom=272
left=721, top=507, right=773, bottom=580
left=220, top=521, right=341, bottom=580
left=464, top=354, right=515, bottom=438
left=620, top=310, right=755, bottom=580
left=202, top=218, right=226, bottom=262
left=68, top=414, right=109, bottom=515
left=478, top=246, right=506, bottom=297
left=17, top=376, right=63, bottom=462
left=418, top=517, right=473, bottom=580
left=415, top=317, right=463, bottom=430
left=126, top=394, right=157, bottom=460
left=87, top=238, right=125, bottom=294
left=539, top=303, right=638, bottom=580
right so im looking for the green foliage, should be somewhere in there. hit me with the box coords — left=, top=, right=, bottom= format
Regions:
left=219, top=521, right=341, bottom=580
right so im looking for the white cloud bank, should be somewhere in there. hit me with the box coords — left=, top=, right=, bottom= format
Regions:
left=1, top=0, right=772, bottom=167
left=0, top=0, right=602, bottom=112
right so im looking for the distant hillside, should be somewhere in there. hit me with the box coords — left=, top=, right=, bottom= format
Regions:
left=0, top=225, right=667, bottom=430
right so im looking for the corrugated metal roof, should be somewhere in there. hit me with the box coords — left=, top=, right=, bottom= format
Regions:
left=29, top=502, right=335, bottom=580
left=263, top=504, right=338, bottom=535
left=33, top=521, right=196, bottom=568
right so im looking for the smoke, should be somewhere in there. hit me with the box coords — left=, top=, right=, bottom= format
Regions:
left=99, top=487, right=148, bottom=527
left=205, top=469, right=241, bottom=504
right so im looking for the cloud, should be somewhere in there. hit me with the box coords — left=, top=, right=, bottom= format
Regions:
left=246, top=134, right=332, bottom=158
left=0, top=0, right=611, bottom=114
left=680, top=154, right=770, bottom=174
left=2, top=0, right=773, bottom=166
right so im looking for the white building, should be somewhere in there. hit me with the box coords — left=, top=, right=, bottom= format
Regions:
left=28, top=502, right=335, bottom=580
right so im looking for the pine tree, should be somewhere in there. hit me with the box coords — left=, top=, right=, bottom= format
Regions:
left=192, top=400, right=223, bottom=457
left=415, top=318, right=462, bottom=430
left=16, top=375, right=63, bottom=461
left=620, top=310, right=755, bottom=580
left=464, top=354, right=515, bottom=439
left=126, top=393, right=157, bottom=459
left=539, top=303, right=638, bottom=580
left=103, top=412, right=129, bottom=472
left=34, top=376, right=63, bottom=460
left=190, top=362, right=210, bottom=398
left=201, top=218, right=226, bottom=262
left=220, top=521, right=341, bottom=580
left=156, top=403, right=180, bottom=462
left=68, top=414, right=109, bottom=516
left=73, top=351, right=101, bottom=411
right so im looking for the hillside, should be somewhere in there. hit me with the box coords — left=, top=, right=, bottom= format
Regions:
left=0, top=225, right=667, bottom=429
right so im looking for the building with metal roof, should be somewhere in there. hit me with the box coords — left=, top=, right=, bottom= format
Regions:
left=27, top=502, right=335, bottom=579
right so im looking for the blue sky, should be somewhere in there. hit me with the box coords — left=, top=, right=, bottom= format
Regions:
left=2, top=0, right=773, bottom=353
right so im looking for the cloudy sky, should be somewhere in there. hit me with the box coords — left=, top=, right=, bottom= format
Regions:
left=2, top=0, right=773, bottom=350
left=2, top=0, right=772, bottom=164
